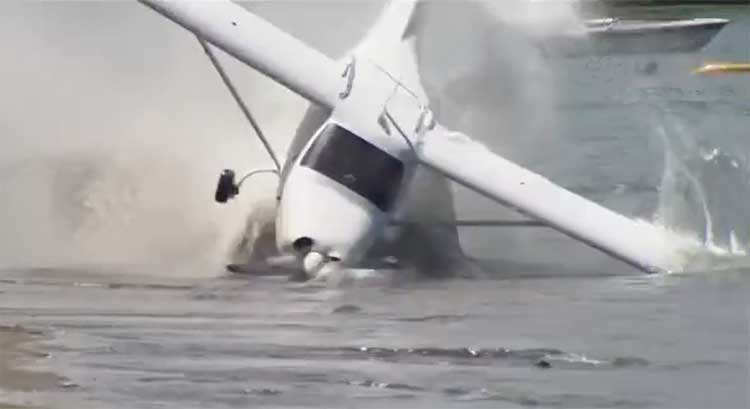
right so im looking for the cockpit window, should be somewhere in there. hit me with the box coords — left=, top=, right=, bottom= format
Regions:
left=301, top=124, right=404, bottom=212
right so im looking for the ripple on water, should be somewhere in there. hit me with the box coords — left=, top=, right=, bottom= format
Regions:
left=331, top=304, right=363, bottom=314
left=277, top=345, right=654, bottom=371
left=394, top=314, right=467, bottom=323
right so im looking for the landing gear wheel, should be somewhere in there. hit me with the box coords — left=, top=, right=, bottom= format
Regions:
left=303, top=251, right=327, bottom=280
left=215, top=169, right=239, bottom=203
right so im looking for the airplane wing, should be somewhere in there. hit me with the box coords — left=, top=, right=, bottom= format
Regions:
left=139, top=0, right=343, bottom=109
left=412, top=126, right=693, bottom=274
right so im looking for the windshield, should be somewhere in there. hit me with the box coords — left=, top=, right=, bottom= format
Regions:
left=301, top=124, right=404, bottom=212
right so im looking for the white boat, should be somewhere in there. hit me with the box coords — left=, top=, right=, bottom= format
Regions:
left=539, top=17, right=730, bottom=57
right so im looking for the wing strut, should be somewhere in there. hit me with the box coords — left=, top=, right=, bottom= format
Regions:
left=197, top=37, right=281, bottom=172
left=392, top=220, right=547, bottom=227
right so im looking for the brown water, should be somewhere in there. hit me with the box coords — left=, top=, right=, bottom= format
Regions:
left=0, top=268, right=748, bottom=409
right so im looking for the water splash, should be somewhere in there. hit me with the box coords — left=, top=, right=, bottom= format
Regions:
left=652, top=109, right=750, bottom=266
left=0, top=2, right=305, bottom=276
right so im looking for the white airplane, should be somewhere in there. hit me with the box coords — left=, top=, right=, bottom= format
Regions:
left=140, top=0, right=693, bottom=280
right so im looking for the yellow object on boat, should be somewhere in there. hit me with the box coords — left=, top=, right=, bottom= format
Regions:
left=694, top=62, right=750, bottom=75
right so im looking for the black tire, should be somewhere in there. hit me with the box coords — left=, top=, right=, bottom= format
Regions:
left=215, top=169, right=237, bottom=203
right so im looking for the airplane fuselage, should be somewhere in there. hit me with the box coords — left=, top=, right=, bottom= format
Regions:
left=275, top=58, right=429, bottom=272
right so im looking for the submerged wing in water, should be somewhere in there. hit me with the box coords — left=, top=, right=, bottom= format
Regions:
left=412, top=126, right=696, bottom=274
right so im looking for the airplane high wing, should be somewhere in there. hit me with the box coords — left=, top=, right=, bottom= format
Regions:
left=412, top=126, right=685, bottom=274
left=140, top=0, right=691, bottom=276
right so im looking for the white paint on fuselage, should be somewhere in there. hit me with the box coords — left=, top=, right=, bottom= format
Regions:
left=260, top=1, right=468, bottom=275
left=275, top=57, right=427, bottom=266
left=276, top=158, right=385, bottom=264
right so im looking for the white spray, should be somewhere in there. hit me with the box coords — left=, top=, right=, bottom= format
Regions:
left=0, top=2, right=308, bottom=276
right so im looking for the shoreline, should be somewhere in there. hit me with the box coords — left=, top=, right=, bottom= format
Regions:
left=0, top=325, right=62, bottom=408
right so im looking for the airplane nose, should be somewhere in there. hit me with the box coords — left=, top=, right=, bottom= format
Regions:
left=276, top=167, right=383, bottom=267
left=302, top=251, right=327, bottom=277
left=292, top=236, right=343, bottom=263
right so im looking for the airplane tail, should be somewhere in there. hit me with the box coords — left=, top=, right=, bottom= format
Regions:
left=350, top=0, right=426, bottom=100
left=354, top=0, right=420, bottom=55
